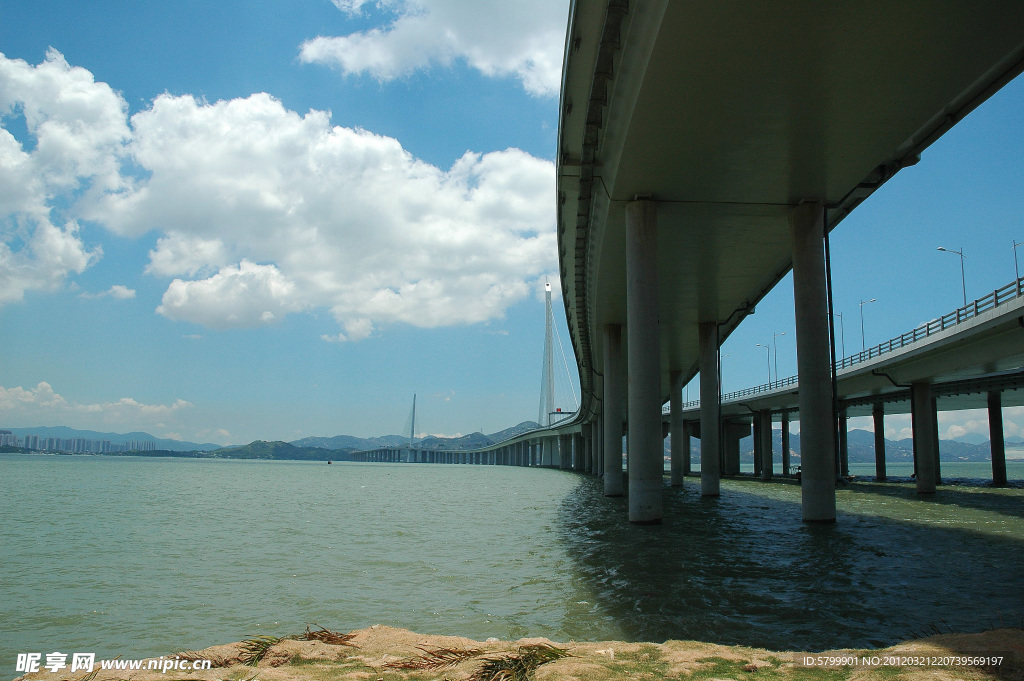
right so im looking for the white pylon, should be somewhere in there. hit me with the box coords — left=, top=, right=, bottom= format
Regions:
left=539, top=281, right=555, bottom=426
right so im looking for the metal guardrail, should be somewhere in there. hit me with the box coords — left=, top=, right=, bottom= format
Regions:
left=673, top=275, right=1024, bottom=409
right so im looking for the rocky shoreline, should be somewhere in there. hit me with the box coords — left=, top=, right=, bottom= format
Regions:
left=12, top=625, right=1024, bottom=681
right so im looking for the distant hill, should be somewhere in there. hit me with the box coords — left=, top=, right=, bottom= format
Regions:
left=488, top=421, right=543, bottom=442
left=5, top=426, right=221, bottom=451
left=212, top=440, right=351, bottom=461
left=289, top=421, right=543, bottom=452
left=290, top=434, right=408, bottom=450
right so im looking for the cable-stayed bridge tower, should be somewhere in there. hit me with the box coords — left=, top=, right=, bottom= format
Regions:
left=539, top=281, right=555, bottom=426
left=402, top=394, right=416, bottom=449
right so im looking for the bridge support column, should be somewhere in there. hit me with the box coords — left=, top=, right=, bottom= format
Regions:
left=753, top=413, right=762, bottom=476
left=790, top=202, right=836, bottom=522
left=584, top=424, right=592, bottom=473
left=932, top=397, right=942, bottom=485
left=595, top=415, right=604, bottom=476
left=540, top=437, right=552, bottom=466
left=839, top=408, right=849, bottom=478
left=699, top=321, right=721, bottom=496
left=989, top=391, right=1007, bottom=486
left=682, top=422, right=691, bottom=477
left=759, top=409, right=773, bottom=481
left=588, top=424, right=596, bottom=473
left=603, top=323, right=625, bottom=495
left=781, top=413, right=791, bottom=476
left=670, top=370, right=685, bottom=486
left=873, top=403, right=886, bottom=481
left=625, top=199, right=662, bottom=524
left=911, top=381, right=937, bottom=494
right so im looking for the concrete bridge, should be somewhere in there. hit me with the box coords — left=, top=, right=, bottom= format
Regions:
left=356, top=2, right=1024, bottom=526
left=357, top=275, right=1024, bottom=486
left=555, top=0, right=1024, bottom=524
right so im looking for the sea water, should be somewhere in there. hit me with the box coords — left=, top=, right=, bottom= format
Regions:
left=2, top=454, right=1023, bottom=667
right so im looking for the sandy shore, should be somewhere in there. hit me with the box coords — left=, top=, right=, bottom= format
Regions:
left=12, top=625, right=1024, bottom=681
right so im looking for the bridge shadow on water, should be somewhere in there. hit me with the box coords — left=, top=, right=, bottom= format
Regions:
left=555, top=474, right=1024, bottom=653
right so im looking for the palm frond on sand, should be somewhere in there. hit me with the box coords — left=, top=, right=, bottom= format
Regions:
left=468, top=643, right=571, bottom=681
left=239, top=635, right=282, bottom=666
left=384, top=645, right=485, bottom=670
left=303, top=624, right=359, bottom=648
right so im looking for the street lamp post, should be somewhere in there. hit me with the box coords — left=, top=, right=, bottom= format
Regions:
left=773, top=331, right=786, bottom=382
left=832, top=312, right=846, bottom=360
left=1013, top=240, right=1023, bottom=282
left=755, top=344, right=771, bottom=384
left=859, top=298, right=876, bottom=353
left=937, top=246, right=967, bottom=306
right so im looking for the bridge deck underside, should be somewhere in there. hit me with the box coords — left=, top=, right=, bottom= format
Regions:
left=558, top=1, right=1024, bottom=408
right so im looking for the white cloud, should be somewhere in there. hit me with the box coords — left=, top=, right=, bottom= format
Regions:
left=0, top=219, right=100, bottom=304
left=1, top=52, right=557, bottom=337
left=0, top=49, right=125, bottom=304
left=156, top=260, right=305, bottom=329
left=0, top=381, right=192, bottom=426
left=92, top=91, right=555, bottom=335
left=80, top=283, right=136, bottom=299
left=299, top=0, right=568, bottom=97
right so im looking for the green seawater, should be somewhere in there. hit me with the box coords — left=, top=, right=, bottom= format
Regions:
left=2, top=454, right=1023, bottom=668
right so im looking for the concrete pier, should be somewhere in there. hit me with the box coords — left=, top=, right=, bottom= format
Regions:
left=625, top=200, right=663, bottom=523
left=682, top=421, right=692, bottom=476
left=989, top=391, right=1007, bottom=485
left=932, top=397, right=942, bottom=485
left=781, top=413, right=791, bottom=476
left=790, top=202, right=836, bottom=522
left=752, top=413, right=762, bottom=477
left=759, top=409, right=773, bottom=480
left=911, top=381, right=938, bottom=494
left=839, top=409, right=849, bottom=477
left=699, top=321, right=721, bottom=496
left=670, top=370, right=685, bottom=486
left=873, top=403, right=886, bottom=480
left=603, top=323, right=625, bottom=496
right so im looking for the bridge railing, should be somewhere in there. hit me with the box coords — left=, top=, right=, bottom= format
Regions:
left=836, top=276, right=1024, bottom=370
left=673, top=275, right=1024, bottom=410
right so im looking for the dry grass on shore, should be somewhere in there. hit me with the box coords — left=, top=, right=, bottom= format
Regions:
left=12, top=625, right=1024, bottom=681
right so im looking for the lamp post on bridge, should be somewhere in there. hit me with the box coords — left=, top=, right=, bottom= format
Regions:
left=772, top=331, right=786, bottom=383
left=859, top=298, right=876, bottom=353
left=1013, top=240, right=1023, bottom=281
left=832, top=312, right=846, bottom=360
left=755, top=343, right=771, bottom=384
left=937, top=246, right=967, bottom=307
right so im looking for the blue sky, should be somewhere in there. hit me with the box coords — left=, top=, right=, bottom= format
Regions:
left=1, top=1, right=1022, bottom=446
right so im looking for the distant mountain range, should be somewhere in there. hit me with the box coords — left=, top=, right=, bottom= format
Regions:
left=290, top=420, right=542, bottom=452
left=9, top=423, right=1017, bottom=464
left=4, top=421, right=545, bottom=460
